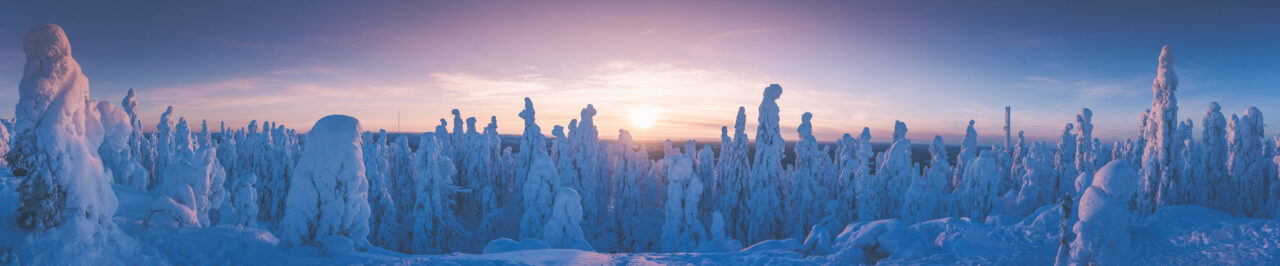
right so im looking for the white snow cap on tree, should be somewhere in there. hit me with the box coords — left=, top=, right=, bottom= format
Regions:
left=280, top=115, right=372, bottom=252
left=904, top=135, right=949, bottom=223
left=543, top=188, right=593, bottom=251
left=13, top=24, right=119, bottom=232
left=1201, top=102, right=1229, bottom=210
left=1070, top=160, right=1139, bottom=265
left=152, top=145, right=227, bottom=227
left=662, top=153, right=707, bottom=252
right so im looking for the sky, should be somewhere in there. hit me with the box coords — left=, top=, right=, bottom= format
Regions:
left=1, top=1, right=1278, bottom=144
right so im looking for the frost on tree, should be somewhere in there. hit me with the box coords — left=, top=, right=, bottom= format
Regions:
left=411, top=133, right=468, bottom=254
left=279, top=115, right=372, bottom=252
left=520, top=148, right=561, bottom=240
left=662, top=153, right=707, bottom=252
left=363, top=131, right=399, bottom=249
left=1139, top=45, right=1180, bottom=215
left=746, top=84, right=785, bottom=243
left=904, top=136, right=950, bottom=223
left=543, top=188, right=593, bottom=251
left=1227, top=107, right=1267, bottom=217
left=13, top=24, right=119, bottom=232
left=152, top=106, right=176, bottom=188
left=695, top=211, right=742, bottom=252
left=1070, top=160, right=1139, bottom=265
left=1075, top=108, right=1100, bottom=178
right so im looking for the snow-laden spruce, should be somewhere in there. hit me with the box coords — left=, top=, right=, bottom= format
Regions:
left=746, top=84, right=785, bottom=244
left=791, top=112, right=833, bottom=237
left=151, top=145, right=227, bottom=227
left=1070, top=160, right=1139, bottom=265
left=11, top=24, right=161, bottom=265
left=904, top=136, right=950, bottom=223
left=279, top=115, right=371, bottom=254
left=411, top=133, right=468, bottom=254
left=956, top=120, right=978, bottom=186
left=863, top=121, right=914, bottom=221
left=1202, top=102, right=1229, bottom=210
left=661, top=152, right=707, bottom=252
left=717, top=106, right=751, bottom=243
left=1227, top=107, right=1267, bottom=217
left=543, top=188, right=593, bottom=251
left=1139, top=45, right=1180, bottom=215
left=959, top=150, right=1002, bottom=219
left=520, top=147, right=561, bottom=240
left=97, top=99, right=148, bottom=190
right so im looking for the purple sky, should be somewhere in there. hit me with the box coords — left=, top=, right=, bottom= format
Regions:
left=1, top=1, right=1278, bottom=144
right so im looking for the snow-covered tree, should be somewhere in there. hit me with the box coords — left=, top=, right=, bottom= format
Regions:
left=515, top=97, right=548, bottom=208
left=1076, top=108, right=1100, bottom=177
left=1057, top=123, right=1078, bottom=198
left=13, top=24, right=120, bottom=233
left=1018, top=143, right=1058, bottom=215
left=1228, top=107, right=1267, bottom=217
left=1070, top=160, right=1139, bottom=265
left=904, top=136, right=950, bottom=223
left=363, top=131, right=399, bottom=249
left=96, top=100, right=149, bottom=190
left=1139, top=45, right=1180, bottom=215
left=152, top=106, right=176, bottom=188
left=1202, top=102, right=1229, bottom=210
left=410, top=133, right=468, bottom=254
left=863, top=121, right=914, bottom=221
left=959, top=150, right=1002, bottom=219
left=221, top=173, right=259, bottom=227
left=543, top=188, right=593, bottom=251
left=520, top=149, right=561, bottom=240
left=152, top=146, right=227, bottom=227
left=279, top=115, right=371, bottom=253
left=662, top=153, right=707, bottom=252
left=745, top=84, right=785, bottom=243
left=955, top=120, right=978, bottom=186
left=790, top=112, right=831, bottom=237
left=716, top=107, right=751, bottom=242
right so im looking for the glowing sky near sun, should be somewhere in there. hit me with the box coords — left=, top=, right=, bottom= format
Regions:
left=1, top=1, right=1278, bottom=144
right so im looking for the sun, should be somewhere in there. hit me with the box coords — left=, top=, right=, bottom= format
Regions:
left=629, top=107, right=659, bottom=129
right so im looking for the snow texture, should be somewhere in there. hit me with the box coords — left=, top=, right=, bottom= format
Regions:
left=279, top=115, right=371, bottom=252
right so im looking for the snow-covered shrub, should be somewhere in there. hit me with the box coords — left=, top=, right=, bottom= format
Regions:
left=661, top=153, right=707, bottom=252
left=543, top=188, right=593, bottom=251
left=279, top=115, right=371, bottom=252
left=1070, top=160, right=1138, bottom=265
